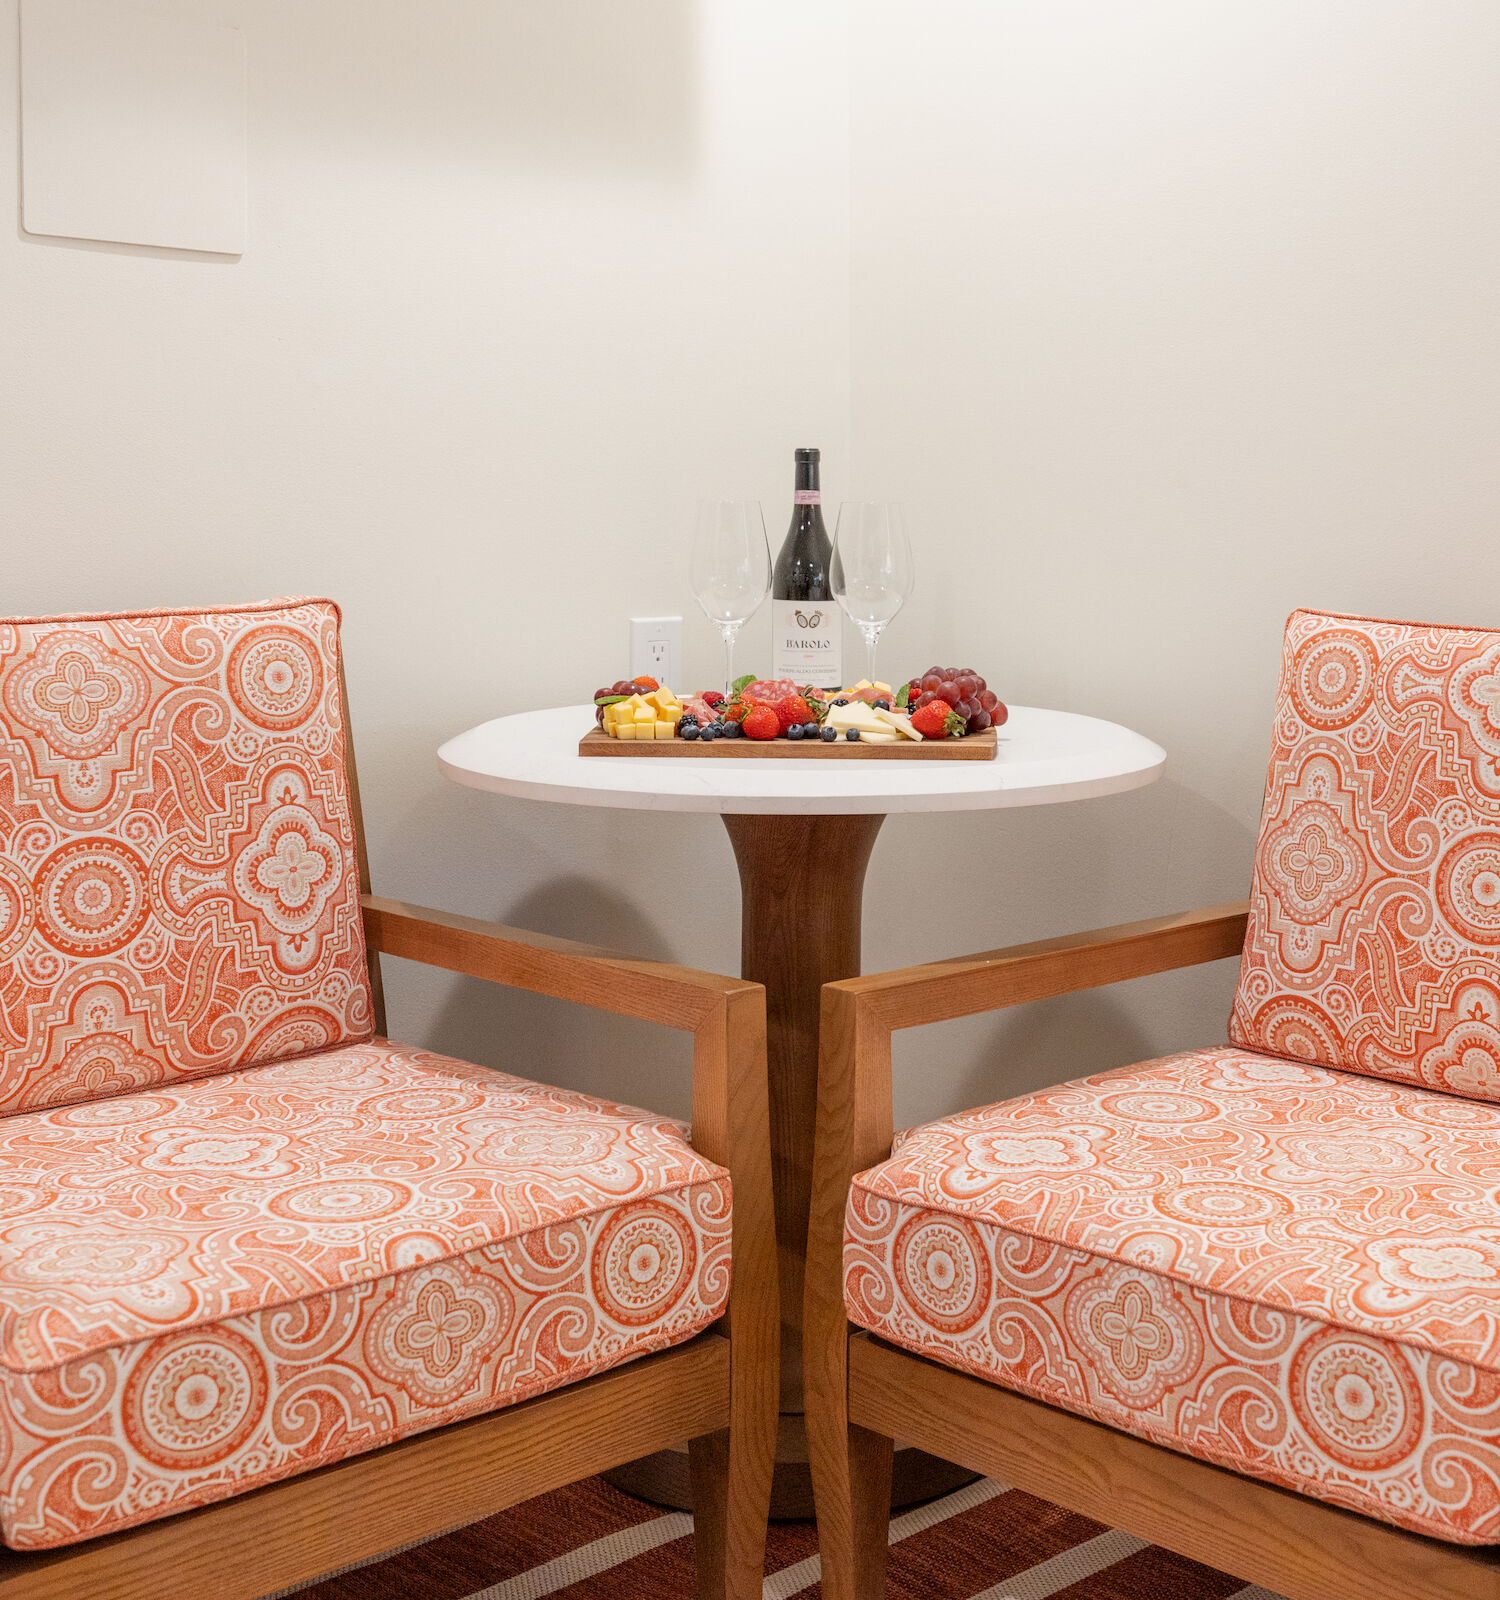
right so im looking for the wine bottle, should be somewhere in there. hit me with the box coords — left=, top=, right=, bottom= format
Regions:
left=771, top=447, right=843, bottom=689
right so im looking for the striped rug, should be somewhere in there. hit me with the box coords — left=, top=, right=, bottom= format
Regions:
left=278, top=1475, right=1291, bottom=1600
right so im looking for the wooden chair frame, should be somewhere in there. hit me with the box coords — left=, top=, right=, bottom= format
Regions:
left=0, top=675, right=778, bottom=1600
left=804, top=902, right=1500, bottom=1600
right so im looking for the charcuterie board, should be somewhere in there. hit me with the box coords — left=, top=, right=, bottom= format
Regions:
left=578, top=727, right=997, bottom=759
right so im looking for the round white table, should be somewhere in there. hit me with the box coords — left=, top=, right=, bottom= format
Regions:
left=439, top=704, right=1165, bottom=1513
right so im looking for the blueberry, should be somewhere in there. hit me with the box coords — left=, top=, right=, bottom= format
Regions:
left=723, top=720, right=742, bottom=737
left=788, top=724, right=804, bottom=740
left=700, top=725, right=716, bottom=742
left=874, top=698, right=890, bottom=711
left=821, top=725, right=836, bottom=742
left=803, top=722, right=819, bottom=736
left=845, top=728, right=861, bottom=741
left=681, top=724, right=700, bottom=740
left=832, top=697, right=849, bottom=706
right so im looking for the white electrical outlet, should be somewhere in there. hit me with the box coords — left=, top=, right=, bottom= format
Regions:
left=629, top=616, right=682, bottom=685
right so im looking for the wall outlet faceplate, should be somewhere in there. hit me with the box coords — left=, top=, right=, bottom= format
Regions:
left=629, top=616, right=682, bottom=686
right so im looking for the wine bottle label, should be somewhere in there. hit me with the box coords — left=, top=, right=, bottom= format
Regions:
left=772, top=599, right=843, bottom=687
left=793, top=490, right=821, bottom=505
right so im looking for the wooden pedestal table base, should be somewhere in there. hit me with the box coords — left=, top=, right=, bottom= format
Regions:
left=605, top=813, right=976, bottom=1518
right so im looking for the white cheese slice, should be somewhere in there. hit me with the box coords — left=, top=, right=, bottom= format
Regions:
left=826, top=701, right=887, bottom=733
left=874, top=708, right=922, bottom=740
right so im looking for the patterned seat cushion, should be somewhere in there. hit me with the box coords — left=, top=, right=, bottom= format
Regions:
left=1230, top=608, right=1500, bottom=1101
left=844, top=1048, right=1500, bottom=1544
left=0, top=1038, right=731, bottom=1549
left=0, top=598, right=374, bottom=1115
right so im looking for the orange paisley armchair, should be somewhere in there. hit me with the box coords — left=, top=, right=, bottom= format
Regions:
left=806, top=609, right=1500, bottom=1600
left=0, top=598, right=775, bottom=1600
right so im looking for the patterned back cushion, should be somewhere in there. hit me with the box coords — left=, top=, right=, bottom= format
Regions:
left=1230, top=608, right=1500, bottom=1101
left=0, top=598, right=374, bottom=1114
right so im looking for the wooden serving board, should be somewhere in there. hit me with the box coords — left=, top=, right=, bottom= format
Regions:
left=578, top=727, right=998, bottom=759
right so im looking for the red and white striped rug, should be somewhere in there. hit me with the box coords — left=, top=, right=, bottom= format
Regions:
left=279, top=1474, right=1290, bottom=1599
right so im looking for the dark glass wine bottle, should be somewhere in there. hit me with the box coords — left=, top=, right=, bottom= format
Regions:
left=771, top=446, right=843, bottom=689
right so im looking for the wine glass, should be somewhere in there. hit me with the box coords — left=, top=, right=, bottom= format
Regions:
left=831, top=503, right=913, bottom=687
left=689, top=500, right=772, bottom=694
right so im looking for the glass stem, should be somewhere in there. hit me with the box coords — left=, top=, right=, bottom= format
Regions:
left=719, top=624, right=738, bottom=696
left=861, top=624, right=882, bottom=686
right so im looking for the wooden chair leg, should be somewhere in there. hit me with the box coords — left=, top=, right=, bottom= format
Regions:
left=808, top=1390, right=894, bottom=1600
left=689, top=1415, right=774, bottom=1600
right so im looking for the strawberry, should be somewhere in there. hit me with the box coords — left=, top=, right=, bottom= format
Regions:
left=777, top=693, right=815, bottom=732
left=742, top=704, right=781, bottom=741
left=911, top=700, right=965, bottom=740
left=632, top=675, right=660, bottom=692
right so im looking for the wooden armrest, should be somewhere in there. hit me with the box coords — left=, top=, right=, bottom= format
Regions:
left=830, top=901, right=1250, bottom=1032
left=361, top=894, right=758, bottom=1032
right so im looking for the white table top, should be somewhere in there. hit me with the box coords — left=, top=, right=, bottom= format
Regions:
left=438, top=705, right=1165, bottom=816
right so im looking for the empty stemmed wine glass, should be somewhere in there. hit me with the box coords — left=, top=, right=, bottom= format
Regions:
left=831, top=503, right=913, bottom=687
left=689, top=500, right=772, bottom=694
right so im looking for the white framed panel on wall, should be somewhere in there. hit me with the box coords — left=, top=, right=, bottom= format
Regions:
left=20, top=0, right=247, bottom=254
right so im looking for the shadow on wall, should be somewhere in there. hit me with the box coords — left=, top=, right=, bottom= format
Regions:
left=415, top=876, right=696, bottom=1121
left=879, top=773, right=1258, bottom=1129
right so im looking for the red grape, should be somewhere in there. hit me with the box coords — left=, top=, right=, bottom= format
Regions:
left=978, top=689, right=997, bottom=712
left=971, top=709, right=991, bottom=731
left=921, top=672, right=942, bottom=693
left=937, top=682, right=960, bottom=707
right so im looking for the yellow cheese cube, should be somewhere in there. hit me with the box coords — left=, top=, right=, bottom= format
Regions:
left=615, top=721, right=637, bottom=739
left=648, top=688, right=680, bottom=712
left=653, top=720, right=675, bottom=740
left=632, top=702, right=656, bottom=723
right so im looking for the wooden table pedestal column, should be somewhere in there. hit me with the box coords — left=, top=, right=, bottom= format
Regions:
left=606, top=813, right=977, bottom=1518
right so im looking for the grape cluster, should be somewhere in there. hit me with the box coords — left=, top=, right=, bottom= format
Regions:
left=594, top=679, right=638, bottom=726
left=906, top=667, right=1004, bottom=734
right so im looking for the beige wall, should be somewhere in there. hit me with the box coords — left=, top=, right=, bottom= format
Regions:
left=5, top=2, right=1500, bottom=1127
left=0, top=0, right=851, bottom=1119
left=851, top=0, right=1500, bottom=1126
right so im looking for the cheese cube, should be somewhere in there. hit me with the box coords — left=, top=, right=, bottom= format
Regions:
left=615, top=721, right=637, bottom=740
left=653, top=720, right=675, bottom=739
left=632, top=702, right=656, bottom=723
left=648, top=688, right=680, bottom=712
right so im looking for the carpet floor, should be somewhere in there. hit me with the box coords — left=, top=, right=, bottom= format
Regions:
left=278, top=1475, right=1292, bottom=1599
